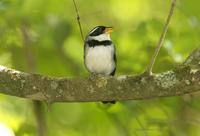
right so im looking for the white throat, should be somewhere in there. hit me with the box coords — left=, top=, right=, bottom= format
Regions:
left=88, top=33, right=111, bottom=41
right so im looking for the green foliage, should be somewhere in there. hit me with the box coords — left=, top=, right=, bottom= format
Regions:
left=0, top=0, right=200, bottom=135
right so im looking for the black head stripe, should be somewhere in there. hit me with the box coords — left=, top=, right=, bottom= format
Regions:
left=87, top=40, right=112, bottom=47
left=89, top=26, right=106, bottom=36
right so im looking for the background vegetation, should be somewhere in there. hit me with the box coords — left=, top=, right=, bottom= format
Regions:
left=0, top=0, right=200, bottom=135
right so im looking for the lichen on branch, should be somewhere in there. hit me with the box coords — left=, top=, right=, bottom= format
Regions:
left=0, top=47, right=199, bottom=102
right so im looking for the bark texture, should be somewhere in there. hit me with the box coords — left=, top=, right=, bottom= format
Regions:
left=0, top=47, right=200, bottom=102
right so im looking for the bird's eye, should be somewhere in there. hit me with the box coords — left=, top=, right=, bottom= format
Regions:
left=100, top=27, right=105, bottom=32
left=97, top=28, right=102, bottom=33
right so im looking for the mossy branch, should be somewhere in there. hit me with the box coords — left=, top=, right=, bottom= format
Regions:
left=0, top=47, right=200, bottom=102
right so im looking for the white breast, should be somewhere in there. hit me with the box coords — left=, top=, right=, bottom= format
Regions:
left=85, top=45, right=115, bottom=75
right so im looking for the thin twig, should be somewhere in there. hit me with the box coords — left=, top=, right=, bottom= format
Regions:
left=146, top=0, right=176, bottom=75
left=72, top=0, right=84, bottom=42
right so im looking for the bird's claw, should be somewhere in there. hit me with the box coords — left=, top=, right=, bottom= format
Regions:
left=89, top=73, right=105, bottom=81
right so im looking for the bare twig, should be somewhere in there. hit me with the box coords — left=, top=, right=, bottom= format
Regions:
left=72, top=0, right=84, bottom=42
left=146, top=0, right=176, bottom=75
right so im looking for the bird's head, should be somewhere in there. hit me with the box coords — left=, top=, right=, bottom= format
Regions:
left=87, top=26, right=113, bottom=41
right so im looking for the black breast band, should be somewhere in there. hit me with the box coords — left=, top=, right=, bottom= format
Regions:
left=87, top=40, right=112, bottom=47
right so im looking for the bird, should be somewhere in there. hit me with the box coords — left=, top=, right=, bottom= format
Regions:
left=84, top=26, right=116, bottom=104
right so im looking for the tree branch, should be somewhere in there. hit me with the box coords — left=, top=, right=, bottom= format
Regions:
left=0, top=47, right=199, bottom=102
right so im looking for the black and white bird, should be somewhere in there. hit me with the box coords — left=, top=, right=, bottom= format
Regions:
left=84, top=26, right=116, bottom=76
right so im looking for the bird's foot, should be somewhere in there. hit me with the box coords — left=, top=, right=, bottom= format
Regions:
left=88, top=73, right=97, bottom=81
left=89, top=73, right=105, bottom=81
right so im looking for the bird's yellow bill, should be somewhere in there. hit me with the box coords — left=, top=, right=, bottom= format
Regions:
left=104, top=27, right=113, bottom=34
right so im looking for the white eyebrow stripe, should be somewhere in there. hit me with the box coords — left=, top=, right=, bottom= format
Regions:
left=89, top=27, right=98, bottom=35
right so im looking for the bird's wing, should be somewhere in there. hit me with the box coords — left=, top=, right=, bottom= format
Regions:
left=110, top=44, right=117, bottom=76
